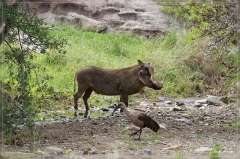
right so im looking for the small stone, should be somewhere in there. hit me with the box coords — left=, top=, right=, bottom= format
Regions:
left=175, top=118, right=192, bottom=124
left=102, top=108, right=109, bottom=111
left=176, top=101, right=185, bottom=106
left=199, top=106, right=205, bottom=110
left=141, top=149, right=152, bottom=155
left=159, top=123, right=167, bottom=131
left=45, top=146, right=63, bottom=154
left=207, top=95, right=221, bottom=106
left=181, top=114, right=191, bottom=119
left=195, top=99, right=207, bottom=104
left=172, top=106, right=182, bottom=111
left=194, top=102, right=202, bottom=107
left=89, top=149, right=98, bottom=154
left=36, top=149, right=45, bottom=155
left=164, top=101, right=173, bottom=105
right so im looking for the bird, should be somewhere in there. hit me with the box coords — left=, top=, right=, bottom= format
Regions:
left=111, top=102, right=159, bottom=139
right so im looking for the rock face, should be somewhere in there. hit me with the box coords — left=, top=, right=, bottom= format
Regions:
left=23, top=0, right=177, bottom=36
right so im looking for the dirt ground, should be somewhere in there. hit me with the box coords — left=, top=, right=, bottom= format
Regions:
left=3, top=99, right=239, bottom=159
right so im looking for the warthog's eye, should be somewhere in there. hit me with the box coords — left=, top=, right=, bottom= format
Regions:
left=144, top=67, right=151, bottom=76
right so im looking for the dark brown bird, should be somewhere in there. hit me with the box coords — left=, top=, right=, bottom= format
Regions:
left=111, top=102, right=159, bottom=139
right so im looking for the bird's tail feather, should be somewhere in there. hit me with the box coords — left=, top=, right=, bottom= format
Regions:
left=148, top=119, right=159, bottom=132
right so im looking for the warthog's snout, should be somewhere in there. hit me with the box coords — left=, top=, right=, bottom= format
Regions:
left=150, top=76, right=163, bottom=90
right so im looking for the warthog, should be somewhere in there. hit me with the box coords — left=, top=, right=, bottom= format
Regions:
left=74, top=60, right=163, bottom=110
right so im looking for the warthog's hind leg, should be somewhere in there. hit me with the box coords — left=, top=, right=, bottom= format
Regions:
left=74, top=86, right=88, bottom=110
left=74, top=92, right=82, bottom=110
left=83, top=88, right=93, bottom=110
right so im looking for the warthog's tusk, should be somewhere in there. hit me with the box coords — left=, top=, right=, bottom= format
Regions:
left=151, top=76, right=153, bottom=81
left=139, top=77, right=146, bottom=85
left=150, top=76, right=156, bottom=84
left=139, top=71, right=146, bottom=85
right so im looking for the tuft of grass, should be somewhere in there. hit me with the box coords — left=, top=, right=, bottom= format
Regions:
left=151, top=133, right=161, bottom=143
left=168, top=131, right=175, bottom=138
left=126, top=138, right=134, bottom=148
left=119, top=121, right=128, bottom=135
left=138, top=141, right=146, bottom=149
left=162, top=30, right=177, bottom=50
left=237, top=121, right=240, bottom=130
left=83, top=147, right=91, bottom=154
left=208, top=144, right=221, bottom=159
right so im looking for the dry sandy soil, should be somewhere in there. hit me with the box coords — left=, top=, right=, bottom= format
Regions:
left=3, top=99, right=239, bottom=159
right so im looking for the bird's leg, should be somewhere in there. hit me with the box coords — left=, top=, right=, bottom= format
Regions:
left=138, top=129, right=142, bottom=140
left=130, top=129, right=141, bottom=137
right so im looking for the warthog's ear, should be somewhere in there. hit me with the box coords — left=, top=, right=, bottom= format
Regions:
left=138, top=60, right=144, bottom=67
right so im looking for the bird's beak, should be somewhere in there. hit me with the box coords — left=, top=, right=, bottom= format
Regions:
left=111, top=105, right=119, bottom=116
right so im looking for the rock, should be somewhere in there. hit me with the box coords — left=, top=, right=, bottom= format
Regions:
left=89, top=149, right=98, bottom=154
left=141, top=149, right=152, bottom=155
left=159, top=97, right=176, bottom=103
left=199, top=106, right=205, bottom=110
left=102, top=108, right=109, bottom=111
left=194, top=147, right=212, bottom=153
left=194, top=102, right=203, bottom=107
left=172, top=106, right=182, bottom=111
left=195, top=98, right=207, bottom=104
left=45, top=146, right=64, bottom=154
left=159, top=123, right=168, bottom=130
left=36, top=149, right=46, bottom=155
left=176, top=101, right=185, bottom=106
left=181, top=114, right=191, bottom=119
left=59, top=12, right=106, bottom=32
left=163, top=145, right=181, bottom=151
left=24, top=0, right=177, bottom=36
left=206, top=95, right=221, bottom=106
left=175, top=118, right=192, bottom=124
left=164, top=100, right=173, bottom=105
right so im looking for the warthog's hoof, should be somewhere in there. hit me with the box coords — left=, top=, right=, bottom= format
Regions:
left=74, top=106, right=78, bottom=110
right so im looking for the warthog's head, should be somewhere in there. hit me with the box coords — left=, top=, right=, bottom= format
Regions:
left=138, top=60, right=163, bottom=90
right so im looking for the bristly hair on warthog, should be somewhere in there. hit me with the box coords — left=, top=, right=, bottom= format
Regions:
left=74, top=60, right=163, bottom=111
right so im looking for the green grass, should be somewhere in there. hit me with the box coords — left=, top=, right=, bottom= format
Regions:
left=34, top=25, right=200, bottom=99
left=208, top=144, right=221, bottom=159
left=4, top=23, right=237, bottom=111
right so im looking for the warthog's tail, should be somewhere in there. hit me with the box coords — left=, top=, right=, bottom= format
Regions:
left=74, top=73, right=76, bottom=95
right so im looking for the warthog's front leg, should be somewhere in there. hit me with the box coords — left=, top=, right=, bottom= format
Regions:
left=120, top=94, right=128, bottom=112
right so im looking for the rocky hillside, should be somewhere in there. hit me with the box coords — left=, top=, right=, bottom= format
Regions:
left=23, top=0, right=177, bottom=37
